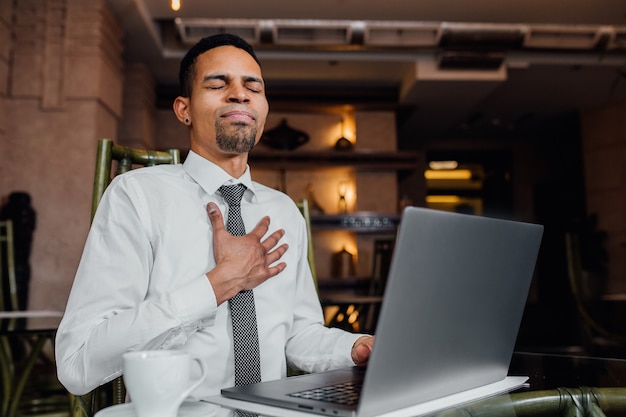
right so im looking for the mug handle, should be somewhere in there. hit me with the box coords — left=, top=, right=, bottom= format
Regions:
left=180, top=356, right=208, bottom=400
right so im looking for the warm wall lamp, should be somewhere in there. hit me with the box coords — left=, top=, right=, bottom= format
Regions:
left=171, top=0, right=181, bottom=11
left=334, top=118, right=353, bottom=151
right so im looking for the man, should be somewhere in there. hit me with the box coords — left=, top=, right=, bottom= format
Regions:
left=56, top=34, right=374, bottom=398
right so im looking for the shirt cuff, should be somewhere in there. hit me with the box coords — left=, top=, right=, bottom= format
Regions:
left=333, top=332, right=369, bottom=368
left=166, top=275, right=217, bottom=325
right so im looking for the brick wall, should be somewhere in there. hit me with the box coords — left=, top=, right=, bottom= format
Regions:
left=2, top=0, right=123, bottom=311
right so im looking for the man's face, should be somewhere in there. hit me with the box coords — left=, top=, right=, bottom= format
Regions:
left=187, top=45, right=269, bottom=158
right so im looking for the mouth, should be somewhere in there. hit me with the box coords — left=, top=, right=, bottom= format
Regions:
left=220, top=110, right=256, bottom=123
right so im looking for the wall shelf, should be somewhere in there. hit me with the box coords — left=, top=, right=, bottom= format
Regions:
left=248, top=146, right=420, bottom=277
left=249, top=149, right=420, bottom=171
left=311, top=212, right=400, bottom=232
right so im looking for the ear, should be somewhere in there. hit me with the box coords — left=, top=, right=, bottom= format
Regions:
left=173, top=96, right=190, bottom=125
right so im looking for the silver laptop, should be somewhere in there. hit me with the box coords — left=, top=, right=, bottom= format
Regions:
left=220, top=206, right=544, bottom=417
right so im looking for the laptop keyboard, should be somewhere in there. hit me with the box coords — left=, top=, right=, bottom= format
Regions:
left=288, top=381, right=363, bottom=406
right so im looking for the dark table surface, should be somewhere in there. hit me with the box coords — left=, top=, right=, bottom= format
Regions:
left=510, top=351, right=626, bottom=389
left=208, top=352, right=626, bottom=417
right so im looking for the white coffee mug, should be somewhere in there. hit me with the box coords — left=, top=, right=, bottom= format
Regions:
left=123, top=350, right=208, bottom=417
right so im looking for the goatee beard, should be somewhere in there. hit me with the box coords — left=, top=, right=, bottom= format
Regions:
left=216, top=122, right=257, bottom=153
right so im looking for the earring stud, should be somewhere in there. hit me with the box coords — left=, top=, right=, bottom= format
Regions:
left=184, top=117, right=190, bottom=124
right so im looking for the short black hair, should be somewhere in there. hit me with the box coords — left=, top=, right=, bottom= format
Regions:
left=178, top=33, right=261, bottom=98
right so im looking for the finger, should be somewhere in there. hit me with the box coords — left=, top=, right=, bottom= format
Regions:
left=247, top=261, right=287, bottom=289
left=266, top=243, right=289, bottom=265
left=356, top=344, right=371, bottom=365
left=207, top=202, right=226, bottom=232
left=261, top=229, right=286, bottom=251
left=249, top=216, right=271, bottom=239
left=266, top=262, right=287, bottom=277
left=352, top=344, right=370, bottom=365
left=351, top=336, right=374, bottom=365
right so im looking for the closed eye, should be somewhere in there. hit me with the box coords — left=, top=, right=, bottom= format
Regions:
left=201, top=74, right=227, bottom=90
left=200, top=74, right=264, bottom=92
left=244, top=77, right=264, bottom=93
left=206, top=81, right=226, bottom=90
left=246, top=84, right=263, bottom=93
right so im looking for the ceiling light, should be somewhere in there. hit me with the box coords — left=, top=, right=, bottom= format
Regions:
left=171, top=0, right=181, bottom=12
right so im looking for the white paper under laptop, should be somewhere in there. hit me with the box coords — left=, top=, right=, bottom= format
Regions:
left=219, top=207, right=544, bottom=417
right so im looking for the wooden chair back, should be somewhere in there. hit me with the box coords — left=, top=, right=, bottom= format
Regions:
left=0, top=220, right=19, bottom=312
left=295, top=199, right=317, bottom=287
left=0, top=220, right=19, bottom=414
left=92, top=139, right=181, bottom=221
left=71, top=139, right=181, bottom=417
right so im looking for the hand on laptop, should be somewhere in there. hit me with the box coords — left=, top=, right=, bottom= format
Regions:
left=351, top=336, right=375, bottom=366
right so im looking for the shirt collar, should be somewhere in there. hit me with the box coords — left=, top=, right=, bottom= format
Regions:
left=183, top=150, right=256, bottom=199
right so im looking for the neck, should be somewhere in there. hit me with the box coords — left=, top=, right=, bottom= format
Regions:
left=218, top=155, right=249, bottom=178
left=192, top=147, right=249, bottom=178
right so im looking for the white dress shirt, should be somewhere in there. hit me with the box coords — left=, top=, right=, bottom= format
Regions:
left=56, top=150, right=361, bottom=397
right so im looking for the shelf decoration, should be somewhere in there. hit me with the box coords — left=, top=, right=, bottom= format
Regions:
left=334, top=136, right=353, bottom=151
left=334, top=117, right=353, bottom=151
left=337, top=180, right=348, bottom=214
left=331, top=246, right=356, bottom=278
left=260, top=119, right=309, bottom=150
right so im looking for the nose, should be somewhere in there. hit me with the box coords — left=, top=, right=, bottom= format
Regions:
left=227, top=83, right=250, bottom=103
